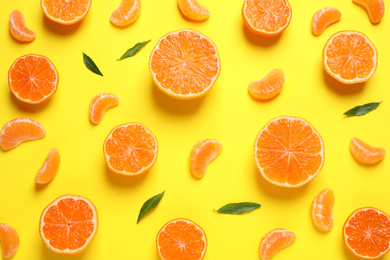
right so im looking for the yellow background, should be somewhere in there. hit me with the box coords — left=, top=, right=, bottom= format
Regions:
left=1, top=0, right=390, bottom=259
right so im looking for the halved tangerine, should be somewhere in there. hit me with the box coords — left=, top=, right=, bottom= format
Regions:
left=41, top=0, right=92, bottom=25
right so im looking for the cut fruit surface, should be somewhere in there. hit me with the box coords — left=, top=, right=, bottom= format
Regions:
left=311, top=188, right=334, bottom=231
left=311, top=7, right=342, bottom=36
left=39, top=194, right=98, bottom=255
left=350, top=137, right=385, bottom=165
left=149, top=29, right=221, bottom=100
left=177, top=0, right=210, bottom=21
left=110, top=0, right=141, bottom=26
left=189, top=139, right=222, bottom=179
left=8, top=54, right=59, bottom=104
left=41, top=0, right=92, bottom=25
left=248, top=68, right=285, bottom=100
left=254, top=116, right=324, bottom=188
left=0, top=223, right=19, bottom=259
left=9, top=9, right=36, bottom=42
left=0, top=117, right=46, bottom=151
left=353, top=0, right=385, bottom=24
left=259, top=228, right=295, bottom=260
left=323, top=31, right=377, bottom=84
left=157, top=218, right=207, bottom=260
left=89, top=93, right=119, bottom=125
left=242, top=0, right=292, bottom=37
left=35, top=149, right=60, bottom=184
left=343, top=207, right=390, bottom=259
left=103, top=123, right=158, bottom=176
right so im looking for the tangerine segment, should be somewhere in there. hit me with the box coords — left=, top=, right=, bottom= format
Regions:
left=177, top=0, right=210, bottom=21
left=350, top=137, right=386, bottom=165
left=149, top=29, right=221, bottom=100
left=242, top=0, right=292, bottom=37
left=343, top=207, right=390, bottom=259
left=157, top=218, right=207, bottom=260
left=41, top=0, right=92, bottom=25
left=103, top=123, right=158, bottom=176
left=311, top=7, right=342, bottom=36
left=353, top=0, right=385, bottom=24
left=8, top=54, right=59, bottom=104
left=248, top=68, right=285, bottom=100
left=35, top=149, right=60, bottom=184
left=0, top=117, right=46, bottom=151
left=311, top=188, right=335, bottom=231
left=254, top=116, right=324, bottom=188
left=39, top=195, right=98, bottom=255
left=0, top=223, right=20, bottom=259
left=9, top=10, right=36, bottom=42
left=89, top=93, right=119, bottom=125
left=323, top=31, right=378, bottom=84
left=110, top=0, right=141, bottom=26
left=259, top=228, right=295, bottom=260
left=189, top=139, right=222, bottom=179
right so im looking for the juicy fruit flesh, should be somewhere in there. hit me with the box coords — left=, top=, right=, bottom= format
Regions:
left=110, top=0, right=141, bottom=26
left=353, top=0, right=385, bottom=24
left=259, top=228, right=296, bottom=260
left=350, top=137, right=386, bottom=165
left=9, top=9, right=36, bottom=42
left=311, top=7, right=341, bottom=36
left=177, top=0, right=210, bottom=21
left=248, top=68, right=285, bottom=100
left=190, top=139, right=222, bottom=178
left=42, top=0, right=91, bottom=23
left=89, top=93, right=119, bottom=125
left=311, top=189, right=334, bottom=231
left=0, top=223, right=19, bottom=259
left=35, top=149, right=61, bottom=184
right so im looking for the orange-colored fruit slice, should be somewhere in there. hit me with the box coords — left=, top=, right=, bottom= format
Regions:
left=9, top=10, right=36, bottom=42
left=156, top=218, right=207, bottom=260
left=311, top=188, right=334, bottom=231
left=110, top=0, right=141, bottom=27
left=343, top=207, right=390, bottom=259
left=242, top=0, right=292, bottom=37
left=259, top=228, right=295, bottom=260
left=189, top=139, right=222, bottom=179
left=311, top=7, right=342, bottom=36
left=39, top=194, right=98, bottom=255
left=0, top=223, right=19, bottom=259
left=149, top=29, right=221, bottom=100
left=353, top=0, right=385, bottom=24
left=41, top=0, right=92, bottom=25
left=8, top=54, right=59, bottom=104
left=177, top=0, right=210, bottom=21
left=254, top=116, right=324, bottom=188
left=248, top=68, right=285, bottom=100
left=103, top=123, right=158, bottom=176
left=323, top=31, right=378, bottom=84
left=35, top=149, right=60, bottom=184
left=350, top=137, right=386, bottom=165
left=0, top=117, right=46, bottom=151
left=89, top=93, right=119, bottom=125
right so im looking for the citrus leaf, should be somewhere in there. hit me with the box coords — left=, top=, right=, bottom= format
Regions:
left=137, top=191, right=165, bottom=224
left=83, top=52, right=103, bottom=76
left=344, top=101, right=382, bottom=116
left=117, top=40, right=151, bottom=61
left=214, top=202, right=261, bottom=215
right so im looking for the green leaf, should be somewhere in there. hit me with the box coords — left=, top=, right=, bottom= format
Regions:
left=117, top=40, right=151, bottom=61
left=344, top=101, right=382, bottom=116
left=137, top=191, right=165, bottom=224
left=83, top=52, right=103, bottom=76
left=214, top=202, right=261, bottom=215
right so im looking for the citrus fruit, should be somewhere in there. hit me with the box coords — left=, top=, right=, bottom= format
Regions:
left=353, top=0, right=385, bottom=24
left=177, top=0, right=210, bottom=21
left=39, top=194, right=98, bottom=255
left=149, top=29, right=221, bottom=100
left=110, top=0, right=141, bottom=27
left=103, top=123, right=158, bottom=176
left=156, top=218, right=207, bottom=260
left=350, top=137, right=386, bottom=165
left=9, top=10, right=36, bottom=42
left=248, top=68, right=285, bottom=100
left=259, top=228, right=295, bottom=260
left=189, top=139, right=222, bottom=179
left=311, top=7, right=342, bottom=36
left=8, top=54, right=59, bottom=104
left=41, top=0, right=92, bottom=25
left=0, top=223, right=19, bottom=259
left=323, top=31, right=378, bottom=84
left=242, top=0, right=292, bottom=37
left=254, top=116, right=324, bottom=188
left=343, top=207, right=390, bottom=259
left=89, top=93, right=119, bottom=125
left=311, top=188, right=334, bottom=231
left=35, top=149, right=60, bottom=184
left=0, top=117, right=46, bottom=151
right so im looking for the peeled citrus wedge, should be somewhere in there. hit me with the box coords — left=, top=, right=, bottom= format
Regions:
left=89, top=93, right=119, bottom=125
left=311, top=7, right=342, bottom=36
left=350, top=137, right=386, bottom=165
left=177, top=0, right=210, bottom=21
left=259, top=228, right=295, bottom=260
left=311, top=188, right=334, bottom=231
left=110, top=0, right=141, bottom=26
left=248, top=69, right=285, bottom=100
left=35, top=149, right=60, bottom=184
left=189, top=139, right=222, bottom=179
left=0, top=223, right=19, bottom=259
left=9, top=10, right=36, bottom=42
left=353, top=0, right=385, bottom=24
